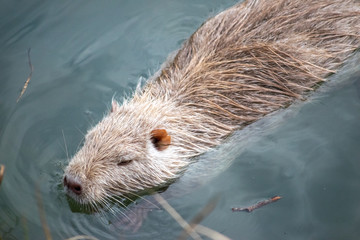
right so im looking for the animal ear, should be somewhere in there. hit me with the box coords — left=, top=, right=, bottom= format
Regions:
left=111, top=100, right=120, bottom=113
left=150, top=129, right=171, bottom=151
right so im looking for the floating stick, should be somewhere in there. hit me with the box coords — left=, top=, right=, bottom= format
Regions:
left=232, top=196, right=282, bottom=213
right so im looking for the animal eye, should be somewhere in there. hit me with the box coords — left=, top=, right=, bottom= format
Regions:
left=117, top=160, right=132, bottom=166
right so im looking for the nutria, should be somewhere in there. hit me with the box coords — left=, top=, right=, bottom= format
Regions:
left=64, top=0, right=360, bottom=205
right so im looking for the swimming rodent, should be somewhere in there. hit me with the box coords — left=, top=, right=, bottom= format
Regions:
left=64, top=0, right=360, bottom=205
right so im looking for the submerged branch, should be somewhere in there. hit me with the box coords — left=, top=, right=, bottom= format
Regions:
left=65, top=235, right=99, bottom=240
left=154, top=193, right=203, bottom=240
left=154, top=193, right=231, bottom=240
left=178, top=196, right=230, bottom=240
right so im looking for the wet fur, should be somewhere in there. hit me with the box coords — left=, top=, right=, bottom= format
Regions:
left=64, top=0, right=360, bottom=204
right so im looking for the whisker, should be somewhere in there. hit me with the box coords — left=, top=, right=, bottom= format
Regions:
left=61, top=129, right=69, bottom=160
left=126, top=192, right=160, bottom=210
left=107, top=195, right=130, bottom=209
left=74, top=129, right=86, bottom=154
left=102, top=199, right=133, bottom=224
left=75, top=126, right=86, bottom=137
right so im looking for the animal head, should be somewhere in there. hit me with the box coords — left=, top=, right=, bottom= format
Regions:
left=63, top=100, right=185, bottom=205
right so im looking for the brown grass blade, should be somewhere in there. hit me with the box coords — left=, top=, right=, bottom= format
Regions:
left=0, top=164, right=5, bottom=186
left=17, top=48, right=33, bottom=103
left=35, top=186, right=52, bottom=240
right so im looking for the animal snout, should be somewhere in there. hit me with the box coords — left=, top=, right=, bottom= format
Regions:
left=63, top=175, right=82, bottom=195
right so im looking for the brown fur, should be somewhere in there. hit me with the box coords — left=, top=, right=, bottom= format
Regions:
left=64, top=0, right=360, bottom=205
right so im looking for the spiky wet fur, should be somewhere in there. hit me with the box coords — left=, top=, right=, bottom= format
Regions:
left=64, top=0, right=360, bottom=205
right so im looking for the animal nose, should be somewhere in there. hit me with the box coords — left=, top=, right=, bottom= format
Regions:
left=63, top=175, right=82, bottom=195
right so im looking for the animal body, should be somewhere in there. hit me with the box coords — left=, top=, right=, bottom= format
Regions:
left=64, top=0, right=360, bottom=205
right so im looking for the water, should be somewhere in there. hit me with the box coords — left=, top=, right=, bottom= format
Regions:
left=1, top=0, right=360, bottom=239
